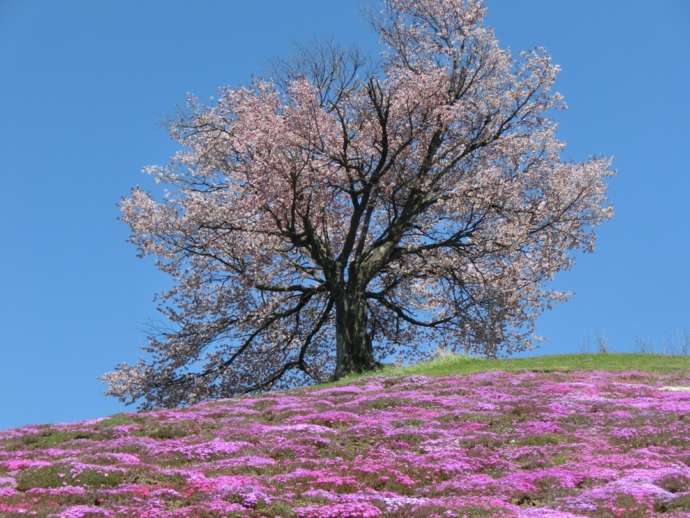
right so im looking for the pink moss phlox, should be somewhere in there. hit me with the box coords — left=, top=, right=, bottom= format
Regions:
left=68, top=461, right=127, bottom=476
left=175, top=437, right=249, bottom=459
left=294, top=501, right=383, bottom=518
left=212, top=454, right=276, bottom=469
left=3, top=458, right=52, bottom=470
left=0, top=487, right=16, bottom=497
left=290, top=410, right=360, bottom=426
left=185, top=471, right=264, bottom=495
left=1, top=369, right=689, bottom=515
left=311, top=385, right=364, bottom=396
left=278, top=468, right=359, bottom=488
left=517, top=509, right=585, bottom=518
left=380, top=495, right=430, bottom=511
left=150, top=487, right=181, bottom=498
left=58, top=505, right=113, bottom=518
left=114, top=452, right=143, bottom=464
left=266, top=423, right=335, bottom=434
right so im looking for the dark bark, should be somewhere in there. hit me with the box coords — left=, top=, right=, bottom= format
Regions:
left=333, top=290, right=381, bottom=379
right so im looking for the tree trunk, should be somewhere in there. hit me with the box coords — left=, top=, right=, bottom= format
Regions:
left=333, top=291, right=380, bottom=380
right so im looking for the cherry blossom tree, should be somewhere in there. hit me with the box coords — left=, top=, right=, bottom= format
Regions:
left=103, top=0, right=613, bottom=409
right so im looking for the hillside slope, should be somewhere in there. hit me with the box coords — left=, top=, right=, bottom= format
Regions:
left=1, top=354, right=690, bottom=517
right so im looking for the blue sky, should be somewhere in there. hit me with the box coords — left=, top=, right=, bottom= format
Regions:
left=1, top=1, right=688, bottom=430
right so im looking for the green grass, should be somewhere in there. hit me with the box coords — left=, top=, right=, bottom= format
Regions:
left=15, top=464, right=128, bottom=491
left=96, top=413, right=140, bottom=428
left=2, top=428, right=108, bottom=450
left=315, top=353, right=690, bottom=389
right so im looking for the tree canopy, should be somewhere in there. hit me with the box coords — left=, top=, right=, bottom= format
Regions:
left=103, top=0, right=613, bottom=409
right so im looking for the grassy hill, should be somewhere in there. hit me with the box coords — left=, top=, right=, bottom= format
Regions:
left=1, top=353, right=690, bottom=517
left=328, top=353, right=690, bottom=384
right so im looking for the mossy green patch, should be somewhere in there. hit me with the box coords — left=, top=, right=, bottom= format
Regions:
left=133, top=421, right=195, bottom=440
left=656, top=474, right=690, bottom=494
left=385, top=504, right=492, bottom=517
left=75, top=469, right=127, bottom=488
left=610, top=430, right=690, bottom=449
left=128, top=470, right=187, bottom=487
left=254, top=500, right=297, bottom=517
left=589, top=494, right=651, bottom=517
left=4, top=428, right=108, bottom=450
left=665, top=493, right=690, bottom=511
left=15, top=464, right=129, bottom=491
left=96, top=413, right=141, bottom=428
left=15, top=464, right=68, bottom=491
left=360, top=397, right=412, bottom=411
left=515, top=433, right=565, bottom=447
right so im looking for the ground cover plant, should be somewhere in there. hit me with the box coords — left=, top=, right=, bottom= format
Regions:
left=2, top=354, right=690, bottom=517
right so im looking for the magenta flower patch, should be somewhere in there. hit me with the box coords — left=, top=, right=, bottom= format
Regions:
left=1, top=370, right=689, bottom=516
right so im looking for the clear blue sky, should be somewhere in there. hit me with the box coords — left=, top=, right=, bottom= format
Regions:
left=1, top=1, right=688, bottom=430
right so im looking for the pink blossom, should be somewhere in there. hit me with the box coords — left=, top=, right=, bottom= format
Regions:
left=103, top=0, right=614, bottom=408
left=58, top=506, right=113, bottom=518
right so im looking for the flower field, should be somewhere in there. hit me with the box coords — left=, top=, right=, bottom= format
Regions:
left=2, top=357, right=690, bottom=517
